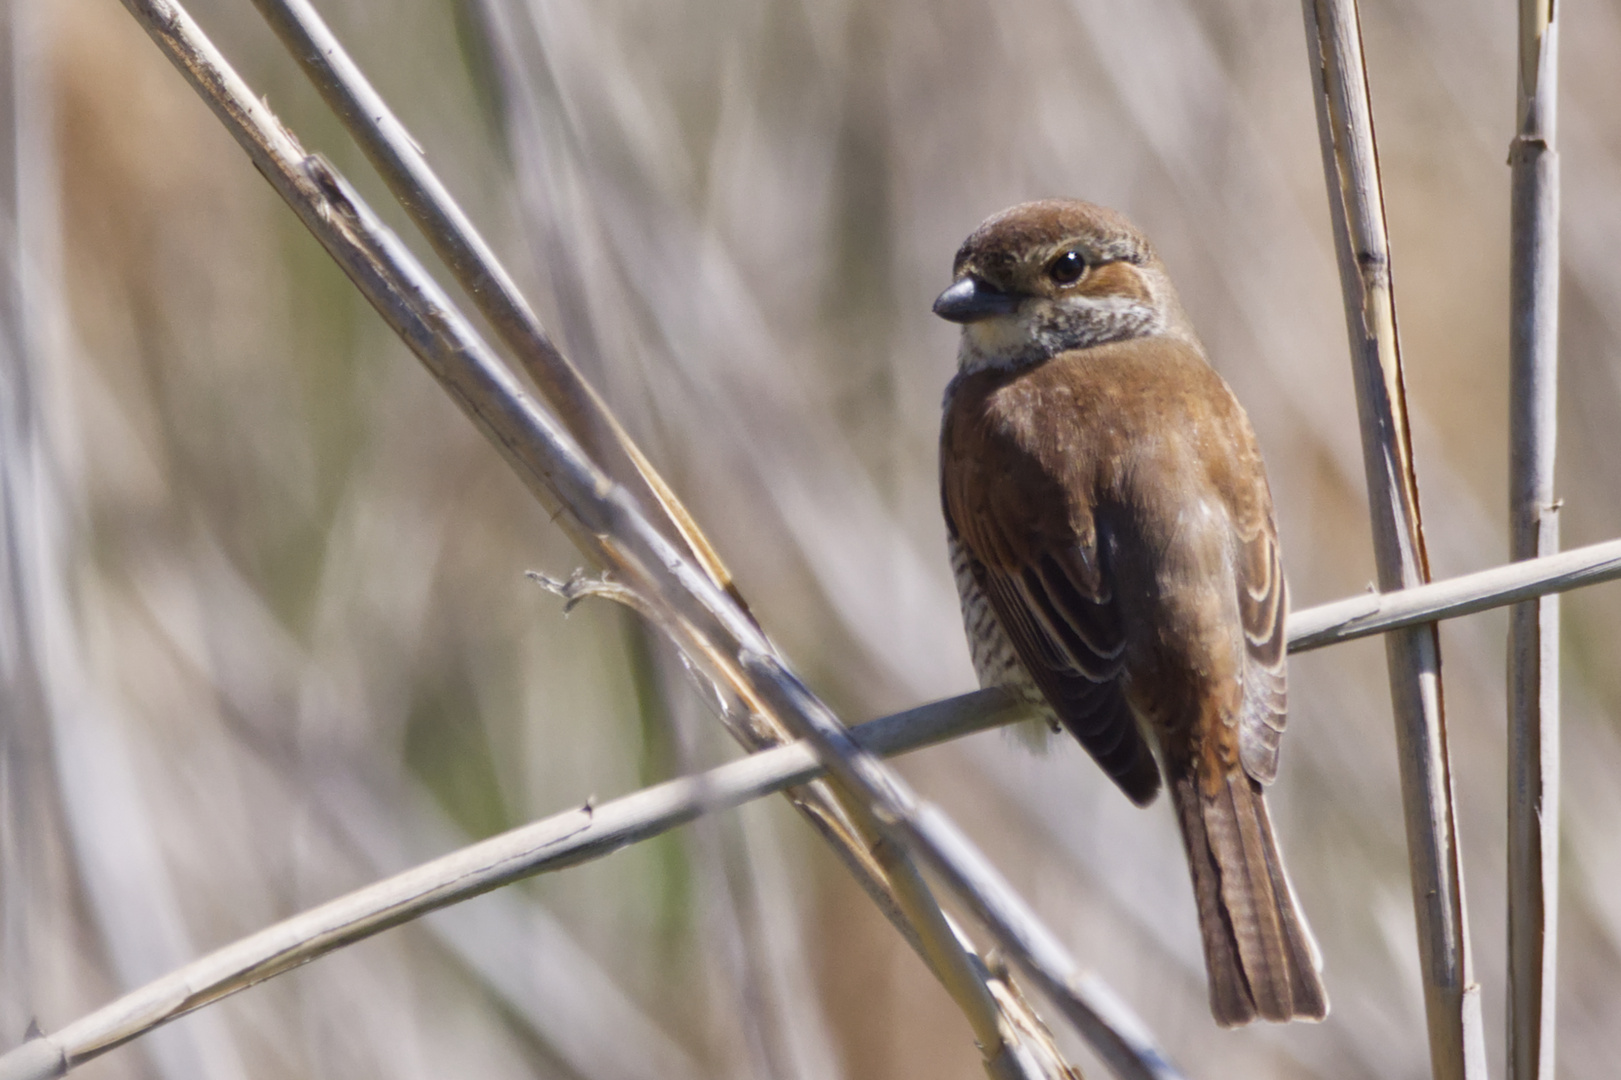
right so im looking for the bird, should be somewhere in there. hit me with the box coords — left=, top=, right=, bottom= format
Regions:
left=934, top=199, right=1328, bottom=1027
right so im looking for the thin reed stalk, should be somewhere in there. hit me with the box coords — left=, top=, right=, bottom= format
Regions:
left=1299, top=1, right=1487, bottom=1077
left=1507, top=1, right=1562, bottom=1077
left=1288, top=537, right=1621, bottom=650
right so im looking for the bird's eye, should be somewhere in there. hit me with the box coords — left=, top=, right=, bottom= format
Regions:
left=1048, top=249, right=1086, bottom=285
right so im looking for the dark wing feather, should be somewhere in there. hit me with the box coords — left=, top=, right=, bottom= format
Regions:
left=952, top=512, right=1160, bottom=805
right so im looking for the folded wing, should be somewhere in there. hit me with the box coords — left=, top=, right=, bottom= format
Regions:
left=942, top=482, right=1161, bottom=805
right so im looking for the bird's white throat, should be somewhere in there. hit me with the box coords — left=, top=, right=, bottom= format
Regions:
left=956, top=295, right=1164, bottom=374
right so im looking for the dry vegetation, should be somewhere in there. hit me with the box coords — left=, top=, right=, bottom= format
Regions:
left=3, top=0, right=1620, bottom=1077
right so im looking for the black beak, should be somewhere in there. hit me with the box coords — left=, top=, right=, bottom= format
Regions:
left=932, top=276, right=1020, bottom=323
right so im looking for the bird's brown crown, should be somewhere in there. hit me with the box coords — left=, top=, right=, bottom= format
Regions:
left=935, top=199, right=1193, bottom=373
left=950, top=199, right=1152, bottom=279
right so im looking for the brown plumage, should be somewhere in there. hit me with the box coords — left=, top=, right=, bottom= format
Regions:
left=935, top=200, right=1327, bottom=1027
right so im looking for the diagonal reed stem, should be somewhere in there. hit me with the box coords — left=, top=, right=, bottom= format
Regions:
left=1299, top=1, right=1487, bottom=1077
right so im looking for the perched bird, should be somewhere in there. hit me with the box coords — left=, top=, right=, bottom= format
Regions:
left=935, top=199, right=1328, bottom=1027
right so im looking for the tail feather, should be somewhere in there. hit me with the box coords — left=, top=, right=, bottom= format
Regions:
left=1172, top=770, right=1328, bottom=1027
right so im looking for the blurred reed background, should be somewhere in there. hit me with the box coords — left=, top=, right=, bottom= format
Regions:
left=3, top=0, right=1621, bottom=1077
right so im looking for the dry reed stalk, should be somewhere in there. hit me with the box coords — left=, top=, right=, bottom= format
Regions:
left=1507, top=1, right=1561, bottom=1077
left=1288, top=537, right=1621, bottom=650
left=1299, top=1, right=1487, bottom=1077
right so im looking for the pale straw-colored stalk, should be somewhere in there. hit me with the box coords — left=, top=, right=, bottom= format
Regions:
left=1288, top=537, right=1621, bottom=650
left=1299, top=1, right=1487, bottom=1076
left=1507, top=1, right=1561, bottom=1077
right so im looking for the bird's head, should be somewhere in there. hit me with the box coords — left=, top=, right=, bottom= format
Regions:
left=934, top=199, right=1193, bottom=372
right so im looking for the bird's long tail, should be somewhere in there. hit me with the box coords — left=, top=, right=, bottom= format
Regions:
left=1171, top=768, right=1329, bottom=1026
